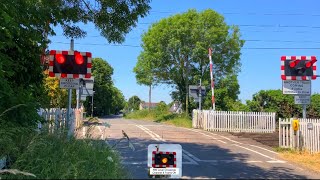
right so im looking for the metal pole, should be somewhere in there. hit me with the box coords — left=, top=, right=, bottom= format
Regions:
left=66, top=39, right=74, bottom=127
left=67, top=38, right=74, bottom=137
left=199, top=78, right=202, bottom=110
left=91, top=93, right=94, bottom=117
left=302, top=104, right=307, bottom=118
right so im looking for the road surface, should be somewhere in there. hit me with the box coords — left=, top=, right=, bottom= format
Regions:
left=88, top=115, right=319, bottom=179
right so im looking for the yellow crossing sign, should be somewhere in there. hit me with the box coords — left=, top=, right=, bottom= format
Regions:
left=292, top=119, right=299, bottom=131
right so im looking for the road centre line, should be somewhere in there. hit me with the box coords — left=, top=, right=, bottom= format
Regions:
left=136, top=125, right=160, bottom=141
left=137, top=125, right=166, bottom=141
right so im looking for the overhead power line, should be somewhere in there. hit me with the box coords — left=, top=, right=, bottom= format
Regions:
left=149, top=10, right=320, bottom=17
left=50, top=42, right=320, bottom=50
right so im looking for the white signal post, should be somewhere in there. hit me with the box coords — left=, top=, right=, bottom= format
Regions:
left=209, top=48, right=215, bottom=110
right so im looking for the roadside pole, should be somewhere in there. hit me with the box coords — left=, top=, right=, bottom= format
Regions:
left=302, top=104, right=306, bottom=118
left=199, top=78, right=202, bottom=110
left=91, top=92, right=94, bottom=117
left=67, top=38, right=74, bottom=137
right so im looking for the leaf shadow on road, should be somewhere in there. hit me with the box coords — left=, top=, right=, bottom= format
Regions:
left=104, top=136, right=316, bottom=179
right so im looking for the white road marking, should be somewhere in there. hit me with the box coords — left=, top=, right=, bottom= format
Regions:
left=136, top=125, right=200, bottom=165
left=136, top=125, right=161, bottom=141
left=186, top=128, right=280, bottom=156
left=246, top=161, right=263, bottom=163
left=233, top=144, right=278, bottom=161
left=121, top=160, right=198, bottom=165
left=182, top=154, right=199, bottom=165
left=183, top=150, right=201, bottom=161
left=135, top=125, right=285, bottom=165
left=248, top=144, right=279, bottom=154
left=266, top=160, right=286, bottom=163
left=187, top=129, right=227, bottom=144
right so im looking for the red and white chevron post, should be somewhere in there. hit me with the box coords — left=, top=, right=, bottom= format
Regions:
left=209, top=48, right=215, bottom=110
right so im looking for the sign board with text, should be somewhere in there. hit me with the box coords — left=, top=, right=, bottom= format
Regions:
left=294, top=95, right=311, bottom=105
left=60, top=78, right=80, bottom=89
left=148, top=144, right=182, bottom=178
left=282, top=80, right=311, bottom=95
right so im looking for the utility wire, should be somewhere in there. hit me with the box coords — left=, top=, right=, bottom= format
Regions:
left=149, top=10, right=320, bottom=17
left=50, top=42, right=320, bottom=49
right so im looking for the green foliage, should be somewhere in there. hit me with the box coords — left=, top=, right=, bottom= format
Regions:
left=246, top=89, right=300, bottom=118
left=156, top=101, right=168, bottom=112
left=127, top=96, right=141, bottom=111
left=201, top=74, right=246, bottom=111
left=1, top=131, right=127, bottom=179
left=124, top=109, right=192, bottom=128
left=137, top=9, right=244, bottom=113
left=307, top=94, right=320, bottom=118
left=83, top=58, right=125, bottom=116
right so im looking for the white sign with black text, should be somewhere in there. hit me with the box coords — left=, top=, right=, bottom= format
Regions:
left=282, top=80, right=311, bottom=95
left=294, top=95, right=311, bottom=105
left=60, top=78, right=80, bottom=89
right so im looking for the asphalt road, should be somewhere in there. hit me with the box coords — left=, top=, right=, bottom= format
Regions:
left=88, top=115, right=320, bottom=179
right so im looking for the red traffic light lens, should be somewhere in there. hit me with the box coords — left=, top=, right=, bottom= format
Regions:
left=75, top=54, right=84, bottom=65
left=289, top=61, right=296, bottom=68
left=306, top=62, right=312, bottom=68
left=56, top=54, right=65, bottom=64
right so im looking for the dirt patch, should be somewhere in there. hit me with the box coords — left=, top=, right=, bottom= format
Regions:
left=229, top=131, right=279, bottom=148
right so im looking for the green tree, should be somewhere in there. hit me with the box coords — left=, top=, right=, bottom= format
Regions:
left=202, top=74, right=246, bottom=111
left=83, top=58, right=125, bottom=116
left=133, top=52, right=156, bottom=111
left=307, top=94, right=320, bottom=118
left=128, top=96, right=141, bottom=111
left=1, top=0, right=151, bottom=126
left=246, top=89, right=301, bottom=119
left=136, top=9, right=244, bottom=115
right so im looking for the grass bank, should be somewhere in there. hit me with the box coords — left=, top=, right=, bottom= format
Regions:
left=275, top=147, right=320, bottom=173
left=0, top=124, right=127, bottom=179
left=124, top=109, right=192, bottom=128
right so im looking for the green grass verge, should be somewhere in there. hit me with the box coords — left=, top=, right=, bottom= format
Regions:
left=124, top=110, right=192, bottom=128
left=0, top=125, right=128, bottom=179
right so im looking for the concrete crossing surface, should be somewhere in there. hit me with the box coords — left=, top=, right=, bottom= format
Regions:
left=90, top=115, right=320, bottom=179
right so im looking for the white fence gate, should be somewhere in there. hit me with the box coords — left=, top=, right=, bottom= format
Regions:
left=192, top=110, right=276, bottom=133
left=38, top=108, right=84, bottom=133
left=279, top=118, right=320, bottom=153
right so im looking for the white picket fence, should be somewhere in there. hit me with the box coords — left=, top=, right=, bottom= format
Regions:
left=279, top=118, right=320, bottom=153
left=192, top=110, right=276, bottom=133
left=37, top=108, right=84, bottom=133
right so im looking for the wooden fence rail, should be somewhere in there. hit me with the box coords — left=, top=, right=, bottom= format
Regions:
left=192, top=110, right=276, bottom=133
left=279, top=118, right=320, bottom=153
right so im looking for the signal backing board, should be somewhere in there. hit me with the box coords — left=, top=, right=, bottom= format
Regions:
left=148, top=144, right=182, bottom=178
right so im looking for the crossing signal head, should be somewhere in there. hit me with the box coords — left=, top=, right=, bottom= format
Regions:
left=51, top=51, right=88, bottom=75
left=155, top=153, right=174, bottom=166
left=283, top=57, right=317, bottom=77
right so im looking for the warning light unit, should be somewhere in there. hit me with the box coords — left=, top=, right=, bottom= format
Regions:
left=48, top=50, right=92, bottom=78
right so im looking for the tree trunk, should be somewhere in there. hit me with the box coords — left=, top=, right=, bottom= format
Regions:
left=149, top=84, right=151, bottom=112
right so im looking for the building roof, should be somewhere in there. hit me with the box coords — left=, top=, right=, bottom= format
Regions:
left=140, top=102, right=159, bottom=108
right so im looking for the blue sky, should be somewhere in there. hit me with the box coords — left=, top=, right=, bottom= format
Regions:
left=48, top=0, right=320, bottom=104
